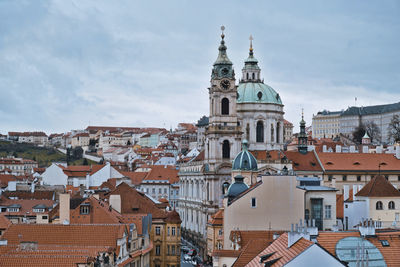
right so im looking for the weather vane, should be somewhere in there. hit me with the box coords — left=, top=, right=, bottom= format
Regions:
left=249, top=35, right=253, bottom=52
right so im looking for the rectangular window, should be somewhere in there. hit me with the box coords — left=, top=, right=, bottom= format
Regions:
left=324, top=205, right=332, bottom=219
left=342, top=175, right=347, bottom=181
left=328, top=175, right=333, bottom=181
left=172, top=245, right=175, bottom=255
left=172, top=227, right=176, bottom=236
left=357, top=175, right=361, bottom=181
left=177, top=227, right=180, bottom=236
left=155, top=226, right=161, bottom=235
left=251, top=197, right=256, bottom=208
left=156, top=245, right=161, bottom=256
left=80, top=205, right=90, bottom=215
left=167, top=227, right=170, bottom=236
left=398, top=176, right=400, bottom=181
left=167, top=245, right=170, bottom=255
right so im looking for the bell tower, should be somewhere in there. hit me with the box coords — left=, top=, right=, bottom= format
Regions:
left=205, top=26, right=242, bottom=168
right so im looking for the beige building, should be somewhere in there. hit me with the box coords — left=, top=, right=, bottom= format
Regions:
left=283, top=119, right=294, bottom=143
left=206, top=209, right=224, bottom=258
left=71, top=132, right=90, bottom=148
left=312, top=110, right=342, bottom=139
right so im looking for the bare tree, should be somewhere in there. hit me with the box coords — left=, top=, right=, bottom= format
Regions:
left=364, top=121, right=381, bottom=144
left=388, top=114, right=400, bottom=143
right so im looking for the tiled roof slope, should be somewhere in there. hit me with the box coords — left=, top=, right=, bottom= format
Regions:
left=284, top=151, right=323, bottom=172
left=3, top=191, right=55, bottom=200
left=246, top=233, right=313, bottom=267
left=208, top=209, right=223, bottom=226
left=1, top=224, right=126, bottom=246
left=143, top=166, right=179, bottom=183
left=317, top=152, right=400, bottom=171
left=356, top=175, right=400, bottom=197
left=233, top=239, right=270, bottom=267
left=121, top=171, right=147, bottom=185
left=165, top=210, right=181, bottom=224
left=0, top=214, right=11, bottom=230
left=106, top=182, right=166, bottom=219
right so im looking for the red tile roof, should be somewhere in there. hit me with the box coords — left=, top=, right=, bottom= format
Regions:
left=247, top=233, right=313, bottom=267
left=284, top=151, right=323, bottom=172
left=121, top=171, right=147, bottom=185
left=0, top=214, right=11, bottom=230
left=232, top=239, right=270, bottom=267
left=208, top=209, right=223, bottom=226
left=143, top=165, right=179, bottom=184
left=356, top=175, right=400, bottom=197
left=317, top=152, right=400, bottom=171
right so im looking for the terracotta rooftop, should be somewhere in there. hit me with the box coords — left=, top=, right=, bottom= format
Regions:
left=247, top=233, right=313, bottom=267
left=0, top=174, right=17, bottom=188
left=0, top=214, right=11, bottom=230
left=143, top=165, right=179, bottom=184
left=2, top=191, right=55, bottom=200
left=165, top=210, right=182, bottom=224
left=212, top=249, right=241, bottom=258
left=317, top=152, right=400, bottom=171
left=0, top=197, right=55, bottom=216
left=232, top=239, right=270, bottom=267
left=105, top=182, right=166, bottom=219
left=356, top=175, right=400, bottom=197
left=121, top=171, right=147, bottom=186
left=1, top=224, right=126, bottom=248
left=230, top=230, right=285, bottom=250
left=284, top=151, right=323, bottom=172
left=208, top=209, right=223, bottom=226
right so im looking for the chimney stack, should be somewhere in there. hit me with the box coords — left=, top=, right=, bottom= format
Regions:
left=59, top=193, right=70, bottom=224
left=110, top=194, right=121, bottom=213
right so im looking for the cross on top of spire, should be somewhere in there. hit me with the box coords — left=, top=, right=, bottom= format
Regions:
left=221, top=25, right=225, bottom=39
left=249, top=35, right=254, bottom=56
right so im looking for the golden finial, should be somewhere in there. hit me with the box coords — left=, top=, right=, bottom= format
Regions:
left=221, top=25, right=225, bottom=39
left=249, top=35, right=253, bottom=51
left=302, top=108, right=304, bottom=120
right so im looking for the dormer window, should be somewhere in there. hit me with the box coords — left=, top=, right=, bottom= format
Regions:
left=80, top=204, right=90, bottom=215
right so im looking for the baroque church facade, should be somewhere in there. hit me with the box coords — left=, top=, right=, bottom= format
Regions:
left=178, top=28, right=285, bottom=257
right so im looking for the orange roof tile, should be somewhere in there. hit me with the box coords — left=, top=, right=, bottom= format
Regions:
left=247, top=233, right=313, bottom=267
left=121, top=171, right=147, bottom=185
left=317, top=152, right=400, bottom=171
left=0, top=214, right=11, bottom=230
left=143, top=165, right=179, bottom=184
left=233, top=239, right=270, bottom=267
left=356, top=175, right=400, bottom=197
left=284, top=151, right=323, bottom=172
left=208, top=209, right=224, bottom=226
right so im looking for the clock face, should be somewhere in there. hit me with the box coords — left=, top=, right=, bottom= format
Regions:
left=220, top=79, right=230, bottom=89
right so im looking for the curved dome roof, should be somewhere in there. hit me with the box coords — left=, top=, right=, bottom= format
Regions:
left=232, top=140, right=258, bottom=171
left=227, top=175, right=249, bottom=200
left=237, top=82, right=282, bottom=105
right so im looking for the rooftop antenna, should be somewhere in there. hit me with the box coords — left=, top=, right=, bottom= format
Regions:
left=355, top=97, right=358, bottom=107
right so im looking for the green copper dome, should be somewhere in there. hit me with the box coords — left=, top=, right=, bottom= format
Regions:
left=237, top=82, right=282, bottom=105
left=226, top=175, right=249, bottom=202
left=232, top=140, right=258, bottom=171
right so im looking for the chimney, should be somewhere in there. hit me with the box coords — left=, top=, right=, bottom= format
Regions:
left=59, top=193, right=70, bottom=224
left=396, top=145, right=400, bottom=160
left=336, top=145, right=342, bottom=153
left=343, top=185, right=349, bottom=201
left=86, top=173, right=90, bottom=189
left=376, top=145, right=383, bottom=154
left=323, top=145, right=327, bottom=153
left=362, top=146, right=368, bottom=153
left=110, top=194, right=121, bottom=213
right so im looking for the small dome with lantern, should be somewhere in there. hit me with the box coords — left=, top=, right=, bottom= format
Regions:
left=226, top=174, right=249, bottom=202
left=232, top=139, right=258, bottom=171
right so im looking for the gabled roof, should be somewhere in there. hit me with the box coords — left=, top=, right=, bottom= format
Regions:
left=106, top=182, right=166, bottom=219
left=143, top=166, right=179, bottom=183
left=3, top=191, right=55, bottom=200
left=356, top=175, right=400, bottom=197
left=208, top=209, right=223, bottom=226
left=317, top=152, right=400, bottom=171
left=0, top=214, right=11, bottom=229
left=121, top=171, right=147, bottom=185
left=1, top=224, right=126, bottom=246
left=284, top=151, right=323, bottom=172
left=247, top=233, right=313, bottom=266
left=232, top=239, right=270, bottom=267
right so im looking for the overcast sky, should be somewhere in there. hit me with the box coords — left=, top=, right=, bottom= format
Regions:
left=1, top=0, right=400, bottom=134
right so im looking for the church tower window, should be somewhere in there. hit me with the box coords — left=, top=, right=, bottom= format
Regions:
left=256, top=121, right=264, bottom=143
left=276, top=122, right=280, bottom=143
left=222, top=140, right=230, bottom=159
left=252, top=73, right=255, bottom=80
left=221, top=98, right=229, bottom=115
left=271, top=124, right=274, bottom=142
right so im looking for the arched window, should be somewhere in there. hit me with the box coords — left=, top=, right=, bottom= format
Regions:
left=252, top=73, right=255, bottom=79
left=389, top=201, right=395, bottom=210
left=271, top=124, right=274, bottom=142
left=246, top=73, right=249, bottom=80
left=222, top=140, right=230, bottom=159
left=222, top=182, right=230, bottom=195
left=256, top=121, right=264, bottom=143
left=221, top=98, right=229, bottom=115
left=276, top=122, right=280, bottom=143
left=376, top=201, right=383, bottom=210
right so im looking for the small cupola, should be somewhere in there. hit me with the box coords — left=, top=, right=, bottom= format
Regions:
left=232, top=139, right=258, bottom=171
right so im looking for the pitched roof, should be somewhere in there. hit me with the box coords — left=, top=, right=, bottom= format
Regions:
left=0, top=198, right=55, bottom=216
left=284, top=151, right=323, bottom=172
left=143, top=166, right=179, bottom=184
left=0, top=214, right=11, bottom=230
left=121, top=171, right=147, bottom=185
left=246, top=233, right=313, bottom=267
left=342, top=102, right=400, bottom=116
left=208, top=209, right=223, bottom=226
left=356, top=175, right=400, bottom=197
left=3, top=191, right=55, bottom=200
left=232, top=239, right=270, bottom=267
left=317, top=152, right=400, bottom=171
left=0, top=174, right=17, bottom=187
left=106, top=183, right=166, bottom=219
left=1, top=224, right=126, bottom=247
left=165, top=210, right=182, bottom=224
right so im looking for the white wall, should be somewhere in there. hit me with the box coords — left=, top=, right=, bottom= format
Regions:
left=90, top=162, right=123, bottom=186
left=286, top=244, right=344, bottom=267
left=41, top=163, right=68, bottom=186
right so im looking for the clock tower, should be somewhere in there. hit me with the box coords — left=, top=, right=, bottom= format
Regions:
left=205, top=26, right=242, bottom=168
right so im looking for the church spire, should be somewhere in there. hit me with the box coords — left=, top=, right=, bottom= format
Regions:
left=211, top=26, right=234, bottom=79
left=298, top=109, right=308, bottom=154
